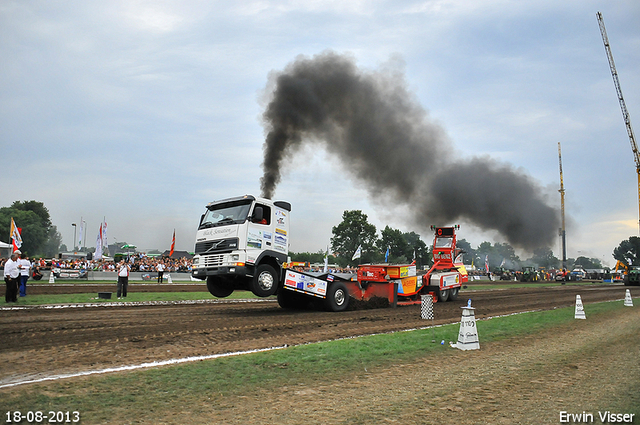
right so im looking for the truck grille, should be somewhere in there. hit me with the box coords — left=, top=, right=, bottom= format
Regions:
left=202, top=254, right=224, bottom=267
left=194, top=238, right=239, bottom=254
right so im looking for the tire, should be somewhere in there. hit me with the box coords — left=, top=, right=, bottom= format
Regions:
left=325, top=282, right=349, bottom=312
left=448, top=287, right=459, bottom=301
left=206, top=276, right=234, bottom=298
left=277, top=289, right=299, bottom=309
left=251, top=264, right=279, bottom=297
left=438, top=288, right=450, bottom=302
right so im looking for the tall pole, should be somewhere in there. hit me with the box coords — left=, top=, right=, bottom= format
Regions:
left=558, top=143, right=567, bottom=270
left=72, top=223, right=77, bottom=252
left=597, top=12, right=640, bottom=234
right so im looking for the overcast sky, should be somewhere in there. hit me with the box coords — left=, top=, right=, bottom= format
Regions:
left=1, top=0, right=639, bottom=266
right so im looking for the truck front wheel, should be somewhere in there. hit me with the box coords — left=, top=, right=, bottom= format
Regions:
left=325, top=282, right=349, bottom=312
left=207, top=276, right=234, bottom=298
left=251, top=264, right=279, bottom=297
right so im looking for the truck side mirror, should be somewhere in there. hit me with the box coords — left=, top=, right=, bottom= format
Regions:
left=252, top=206, right=264, bottom=223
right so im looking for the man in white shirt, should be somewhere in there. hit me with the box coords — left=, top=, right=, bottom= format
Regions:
left=117, top=260, right=130, bottom=299
left=156, top=261, right=166, bottom=283
left=19, top=253, right=30, bottom=297
left=4, top=252, right=20, bottom=303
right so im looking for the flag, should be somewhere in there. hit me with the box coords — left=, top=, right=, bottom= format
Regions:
left=170, top=229, right=176, bottom=257
left=102, top=218, right=108, bottom=251
left=484, top=254, right=489, bottom=273
left=95, top=225, right=103, bottom=260
left=352, top=245, right=362, bottom=261
left=499, top=258, right=505, bottom=268
left=78, top=218, right=84, bottom=247
left=323, top=246, right=329, bottom=273
left=385, top=246, right=389, bottom=263
left=10, top=217, right=22, bottom=251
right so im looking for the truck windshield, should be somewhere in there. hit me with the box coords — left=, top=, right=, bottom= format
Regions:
left=200, top=200, right=252, bottom=229
left=434, top=237, right=453, bottom=248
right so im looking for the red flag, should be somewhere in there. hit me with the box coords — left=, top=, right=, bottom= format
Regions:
left=169, top=229, right=175, bottom=257
left=10, top=218, right=22, bottom=251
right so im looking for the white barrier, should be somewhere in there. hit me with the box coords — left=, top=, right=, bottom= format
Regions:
left=575, top=295, right=586, bottom=319
left=455, top=300, right=480, bottom=350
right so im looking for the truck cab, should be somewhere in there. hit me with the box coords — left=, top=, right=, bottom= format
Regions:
left=191, top=195, right=291, bottom=298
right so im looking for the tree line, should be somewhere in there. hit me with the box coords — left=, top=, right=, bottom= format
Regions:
left=291, top=209, right=608, bottom=271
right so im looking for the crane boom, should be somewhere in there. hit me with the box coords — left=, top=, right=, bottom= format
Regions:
left=558, top=142, right=567, bottom=270
left=597, top=11, right=640, bottom=232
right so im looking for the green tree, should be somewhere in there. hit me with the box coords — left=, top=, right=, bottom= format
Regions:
left=525, top=248, right=560, bottom=270
left=573, top=256, right=602, bottom=269
left=403, top=231, right=429, bottom=269
left=377, top=226, right=410, bottom=263
left=456, top=238, right=476, bottom=266
left=613, top=236, right=640, bottom=267
left=0, top=201, right=56, bottom=256
left=331, top=210, right=378, bottom=265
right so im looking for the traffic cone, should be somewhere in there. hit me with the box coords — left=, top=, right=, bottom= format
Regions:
left=455, top=300, right=480, bottom=350
left=575, top=295, right=586, bottom=319
left=48, top=272, right=55, bottom=283
left=167, top=274, right=173, bottom=284
left=624, top=289, right=634, bottom=307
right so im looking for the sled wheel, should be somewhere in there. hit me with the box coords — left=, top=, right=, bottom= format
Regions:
left=325, top=282, right=349, bottom=312
left=438, top=288, right=450, bottom=302
left=277, top=289, right=300, bottom=309
left=251, top=264, right=279, bottom=297
left=448, top=287, right=459, bottom=301
left=207, top=276, right=234, bottom=298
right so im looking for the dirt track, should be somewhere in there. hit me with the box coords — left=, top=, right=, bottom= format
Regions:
left=0, top=283, right=628, bottom=388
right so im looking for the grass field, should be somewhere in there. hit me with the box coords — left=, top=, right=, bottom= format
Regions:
left=1, top=300, right=634, bottom=424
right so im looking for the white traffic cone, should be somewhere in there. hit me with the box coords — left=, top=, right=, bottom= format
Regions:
left=624, top=289, right=634, bottom=307
left=48, top=272, right=55, bottom=283
left=455, top=299, right=480, bottom=350
left=575, top=295, right=586, bottom=319
left=167, top=274, right=173, bottom=284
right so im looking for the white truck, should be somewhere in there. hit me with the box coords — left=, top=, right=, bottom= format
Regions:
left=191, top=195, right=291, bottom=298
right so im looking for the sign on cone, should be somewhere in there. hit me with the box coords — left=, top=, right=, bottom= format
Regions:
left=455, top=300, right=480, bottom=350
left=624, top=289, right=634, bottom=307
left=575, top=295, right=586, bottom=319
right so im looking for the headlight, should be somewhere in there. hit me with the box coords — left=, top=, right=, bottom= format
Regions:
left=231, top=254, right=239, bottom=261
left=193, top=258, right=199, bottom=265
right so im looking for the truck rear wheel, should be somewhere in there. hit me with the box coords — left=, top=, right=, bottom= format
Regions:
left=325, top=282, right=349, bottom=312
left=251, top=264, right=278, bottom=297
left=449, top=287, right=459, bottom=301
left=207, top=276, right=234, bottom=298
left=437, top=288, right=450, bottom=302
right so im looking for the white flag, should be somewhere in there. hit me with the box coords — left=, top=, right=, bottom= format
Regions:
left=95, top=225, right=103, bottom=260
left=78, top=218, right=84, bottom=247
left=102, top=218, right=108, bottom=251
left=352, top=245, right=362, bottom=261
left=323, top=246, right=329, bottom=273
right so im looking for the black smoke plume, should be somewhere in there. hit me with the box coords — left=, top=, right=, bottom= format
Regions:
left=260, top=51, right=559, bottom=250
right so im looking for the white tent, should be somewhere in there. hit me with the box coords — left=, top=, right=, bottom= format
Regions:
left=0, top=240, right=12, bottom=258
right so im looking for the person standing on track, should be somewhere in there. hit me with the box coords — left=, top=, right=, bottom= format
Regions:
left=4, top=252, right=20, bottom=303
left=18, top=253, right=30, bottom=297
left=117, top=259, right=130, bottom=299
left=156, top=260, right=165, bottom=283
